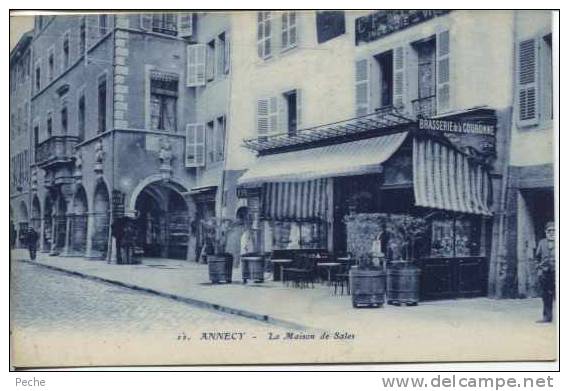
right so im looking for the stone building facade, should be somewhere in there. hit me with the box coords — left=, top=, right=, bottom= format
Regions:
left=10, top=11, right=555, bottom=299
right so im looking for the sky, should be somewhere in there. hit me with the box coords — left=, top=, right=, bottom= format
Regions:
left=10, top=15, right=34, bottom=51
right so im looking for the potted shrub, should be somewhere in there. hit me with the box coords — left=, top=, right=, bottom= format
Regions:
left=203, top=218, right=234, bottom=284
left=384, top=215, right=428, bottom=306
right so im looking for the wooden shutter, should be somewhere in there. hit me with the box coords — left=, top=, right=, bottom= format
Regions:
left=517, top=38, right=539, bottom=126
left=393, top=46, right=407, bottom=112
left=186, top=44, right=206, bottom=87
left=355, top=58, right=370, bottom=117
left=296, top=89, right=302, bottom=129
left=256, top=98, right=270, bottom=137
left=224, top=32, right=231, bottom=74
left=186, top=123, right=205, bottom=167
left=436, top=30, right=451, bottom=114
left=178, top=13, right=193, bottom=38
left=269, top=96, right=279, bottom=134
left=140, top=14, right=153, bottom=30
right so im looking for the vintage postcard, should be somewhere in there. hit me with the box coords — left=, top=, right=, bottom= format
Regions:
left=9, top=9, right=558, bottom=368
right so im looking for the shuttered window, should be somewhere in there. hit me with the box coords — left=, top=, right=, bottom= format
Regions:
left=517, top=38, right=539, bottom=126
left=178, top=13, right=193, bottom=38
left=186, top=44, right=206, bottom=87
left=257, top=97, right=278, bottom=137
left=355, top=58, right=370, bottom=117
left=281, top=11, right=297, bottom=51
left=393, top=46, right=407, bottom=111
left=257, top=12, right=272, bottom=59
left=436, top=30, right=451, bottom=114
left=186, top=123, right=206, bottom=167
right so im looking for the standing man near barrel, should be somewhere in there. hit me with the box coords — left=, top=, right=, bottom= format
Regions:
left=535, top=221, right=556, bottom=323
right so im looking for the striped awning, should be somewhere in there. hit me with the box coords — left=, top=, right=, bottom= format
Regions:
left=238, top=131, right=409, bottom=185
left=413, top=137, right=492, bottom=216
left=262, top=179, right=329, bottom=221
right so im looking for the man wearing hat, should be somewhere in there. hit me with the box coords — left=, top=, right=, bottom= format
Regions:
left=534, top=221, right=556, bottom=323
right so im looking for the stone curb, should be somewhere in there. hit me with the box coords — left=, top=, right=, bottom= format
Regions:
left=19, top=259, right=311, bottom=331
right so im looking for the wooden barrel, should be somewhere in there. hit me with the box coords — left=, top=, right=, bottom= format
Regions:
left=349, top=268, right=386, bottom=308
left=242, top=256, right=264, bottom=283
left=208, top=255, right=232, bottom=283
left=387, top=263, right=421, bottom=305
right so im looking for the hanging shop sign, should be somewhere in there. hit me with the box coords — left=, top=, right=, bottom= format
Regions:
left=417, top=116, right=497, bottom=156
left=112, top=190, right=126, bottom=217
left=355, top=10, right=450, bottom=45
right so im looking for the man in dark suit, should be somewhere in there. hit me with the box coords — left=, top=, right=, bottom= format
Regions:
left=27, top=227, right=39, bottom=261
left=535, top=221, right=555, bottom=323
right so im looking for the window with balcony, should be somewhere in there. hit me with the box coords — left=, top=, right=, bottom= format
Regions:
left=411, top=36, right=436, bottom=118
left=284, top=89, right=300, bottom=135
left=149, top=73, right=178, bottom=132
left=98, top=76, right=107, bottom=133
left=374, top=50, right=393, bottom=109
left=257, top=12, right=272, bottom=59
left=216, top=116, right=226, bottom=161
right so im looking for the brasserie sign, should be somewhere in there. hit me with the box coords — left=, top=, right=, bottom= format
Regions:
left=355, top=10, right=450, bottom=45
left=418, top=118, right=495, bottom=136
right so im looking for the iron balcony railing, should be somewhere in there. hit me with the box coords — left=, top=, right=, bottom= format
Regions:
left=411, top=95, right=437, bottom=119
left=35, top=135, right=79, bottom=167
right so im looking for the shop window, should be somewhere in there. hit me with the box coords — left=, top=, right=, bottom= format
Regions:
left=257, top=11, right=272, bottom=59
left=149, top=74, right=178, bottom=132
left=281, top=11, right=297, bottom=51
left=206, top=39, right=216, bottom=82
left=430, top=216, right=481, bottom=258
left=98, top=76, right=107, bottom=133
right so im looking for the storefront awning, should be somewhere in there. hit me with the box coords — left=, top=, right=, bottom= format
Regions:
left=413, top=137, right=492, bottom=216
left=238, top=131, right=409, bottom=185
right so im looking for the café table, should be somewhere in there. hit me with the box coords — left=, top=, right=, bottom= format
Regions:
left=316, top=262, right=342, bottom=285
left=270, top=259, right=294, bottom=281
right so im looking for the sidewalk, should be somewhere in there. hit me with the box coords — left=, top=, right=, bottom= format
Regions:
left=11, top=249, right=557, bottom=362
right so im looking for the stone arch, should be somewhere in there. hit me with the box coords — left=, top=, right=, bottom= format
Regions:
left=31, top=195, right=41, bottom=231
left=17, top=201, right=29, bottom=247
left=70, top=185, right=89, bottom=255
left=127, top=174, right=190, bottom=212
left=132, top=177, right=191, bottom=259
left=91, top=179, right=111, bottom=259
left=42, top=194, right=54, bottom=252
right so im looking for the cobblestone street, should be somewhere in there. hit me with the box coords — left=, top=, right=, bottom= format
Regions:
left=10, top=261, right=280, bottom=335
